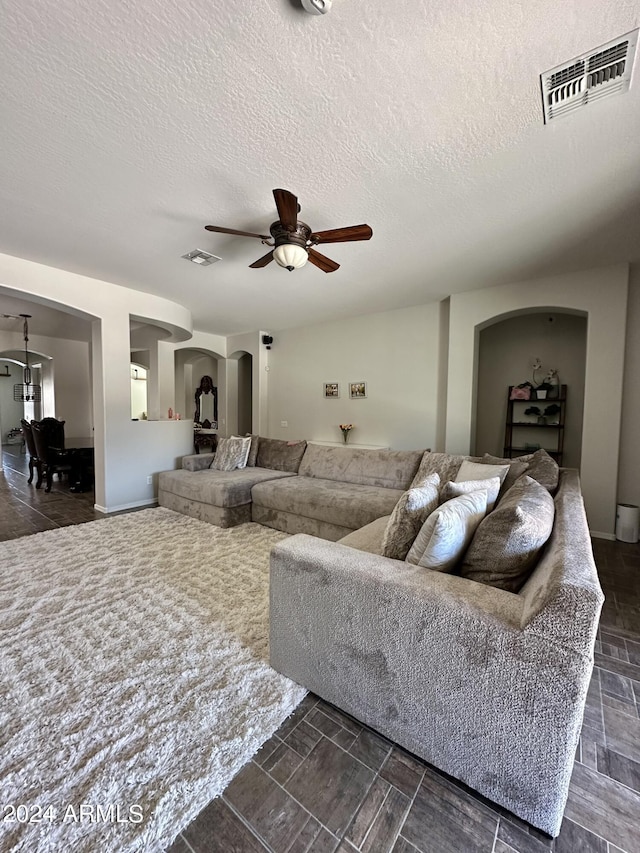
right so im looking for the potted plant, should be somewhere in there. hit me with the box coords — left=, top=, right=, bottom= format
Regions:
left=544, top=404, right=561, bottom=423
left=535, top=381, right=553, bottom=400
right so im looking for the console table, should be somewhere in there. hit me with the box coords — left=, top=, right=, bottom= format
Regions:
left=309, top=441, right=391, bottom=450
left=194, top=429, right=218, bottom=454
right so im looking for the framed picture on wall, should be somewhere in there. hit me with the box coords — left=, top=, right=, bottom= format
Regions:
left=323, top=382, right=340, bottom=398
left=349, top=381, right=367, bottom=399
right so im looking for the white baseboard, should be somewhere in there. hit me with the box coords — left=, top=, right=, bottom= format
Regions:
left=589, top=530, right=616, bottom=541
left=94, top=498, right=158, bottom=514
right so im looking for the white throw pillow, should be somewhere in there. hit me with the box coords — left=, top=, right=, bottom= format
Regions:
left=456, top=459, right=510, bottom=487
left=441, top=476, right=501, bottom=512
left=230, top=435, right=252, bottom=469
left=406, top=490, right=489, bottom=572
left=211, top=436, right=251, bottom=471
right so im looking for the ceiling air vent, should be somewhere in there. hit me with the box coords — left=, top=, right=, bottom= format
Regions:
left=540, top=29, right=638, bottom=123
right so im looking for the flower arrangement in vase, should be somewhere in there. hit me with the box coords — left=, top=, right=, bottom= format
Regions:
left=339, top=423, right=354, bottom=444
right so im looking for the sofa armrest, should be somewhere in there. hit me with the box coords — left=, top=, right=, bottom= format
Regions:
left=270, top=534, right=594, bottom=836
left=181, top=453, right=215, bottom=471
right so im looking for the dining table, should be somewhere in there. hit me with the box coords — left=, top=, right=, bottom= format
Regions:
left=50, top=436, right=95, bottom=492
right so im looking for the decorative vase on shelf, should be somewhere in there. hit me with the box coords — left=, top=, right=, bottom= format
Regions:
left=339, top=424, right=353, bottom=444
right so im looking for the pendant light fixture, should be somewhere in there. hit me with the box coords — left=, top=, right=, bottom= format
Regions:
left=13, top=314, right=41, bottom=403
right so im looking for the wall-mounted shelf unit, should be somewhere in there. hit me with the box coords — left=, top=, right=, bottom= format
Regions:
left=503, top=385, right=567, bottom=465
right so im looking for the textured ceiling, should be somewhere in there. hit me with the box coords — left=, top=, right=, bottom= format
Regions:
left=1, top=0, right=639, bottom=336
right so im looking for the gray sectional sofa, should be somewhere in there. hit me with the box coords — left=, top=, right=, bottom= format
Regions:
left=270, top=467, right=603, bottom=837
left=159, top=440, right=425, bottom=538
left=158, top=438, right=603, bottom=837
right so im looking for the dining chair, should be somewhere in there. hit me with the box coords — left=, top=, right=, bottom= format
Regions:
left=30, top=419, right=72, bottom=492
left=20, top=418, right=40, bottom=485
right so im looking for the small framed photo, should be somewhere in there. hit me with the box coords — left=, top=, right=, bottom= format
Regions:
left=323, top=382, right=340, bottom=399
left=349, top=381, right=367, bottom=399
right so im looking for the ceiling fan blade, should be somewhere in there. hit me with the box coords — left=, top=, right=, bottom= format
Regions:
left=307, top=248, right=340, bottom=273
left=249, top=250, right=275, bottom=268
left=272, top=188, right=299, bottom=231
left=311, top=224, right=373, bottom=244
left=205, top=225, right=270, bottom=240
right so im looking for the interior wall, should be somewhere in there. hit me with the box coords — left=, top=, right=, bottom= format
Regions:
left=1, top=252, right=193, bottom=511
left=266, top=303, right=440, bottom=450
left=447, top=264, right=629, bottom=537
left=475, top=312, right=586, bottom=468
left=0, top=359, right=24, bottom=441
left=618, top=263, right=640, bottom=508
left=0, top=332, right=92, bottom=436
left=237, top=353, right=252, bottom=436
left=38, top=335, right=92, bottom=435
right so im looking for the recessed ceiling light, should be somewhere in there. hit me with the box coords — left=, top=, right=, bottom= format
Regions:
left=181, top=249, right=221, bottom=266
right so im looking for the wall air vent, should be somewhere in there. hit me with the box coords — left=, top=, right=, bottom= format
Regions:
left=541, top=29, right=638, bottom=123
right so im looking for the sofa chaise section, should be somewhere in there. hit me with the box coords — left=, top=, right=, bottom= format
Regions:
left=158, top=464, right=296, bottom=527
left=269, top=469, right=603, bottom=836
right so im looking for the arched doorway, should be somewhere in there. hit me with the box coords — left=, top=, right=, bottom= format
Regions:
left=474, top=310, right=587, bottom=468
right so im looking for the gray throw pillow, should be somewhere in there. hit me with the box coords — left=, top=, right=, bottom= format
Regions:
left=210, top=437, right=250, bottom=472
left=460, top=475, right=555, bottom=592
left=514, top=449, right=559, bottom=492
left=381, top=473, right=440, bottom=560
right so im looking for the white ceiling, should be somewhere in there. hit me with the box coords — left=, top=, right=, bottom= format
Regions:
left=1, top=1, right=639, bottom=337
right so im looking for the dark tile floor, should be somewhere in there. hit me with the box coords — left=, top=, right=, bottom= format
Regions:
left=2, top=446, right=639, bottom=853
left=0, top=444, right=101, bottom=536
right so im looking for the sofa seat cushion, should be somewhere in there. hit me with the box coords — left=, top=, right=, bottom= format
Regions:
left=298, top=444, right=423, bottom=490
left=251, top=476, right=404, bottom=530
left=338, top=516, right=389, bottom=554
left=158, top=467, right=296, bottom=508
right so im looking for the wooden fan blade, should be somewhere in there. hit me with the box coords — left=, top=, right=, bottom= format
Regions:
left=311, top=224, right=373, bottom=244
left=205, top=225, right=270, bottom=239
left=272, top=188, right=299, bottom=231
left=307, top=248, right=340, bottom=273
left=249, top=250, right=275, bottom=268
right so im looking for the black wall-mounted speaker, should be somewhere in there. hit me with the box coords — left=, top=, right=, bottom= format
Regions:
left=262, top=335, right=273, bottom=348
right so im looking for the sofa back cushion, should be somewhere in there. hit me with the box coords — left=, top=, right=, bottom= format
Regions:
left=410, top=452, right=469, bottom=487
left=244, top=434, right=260, bottom=467
left=298, top=444, right=423, bottom=489
left=412, top=452, right=528, bottom=499
left=256, top=437, right=307, bottom=472
left=460, top=475, right=555, bottom=592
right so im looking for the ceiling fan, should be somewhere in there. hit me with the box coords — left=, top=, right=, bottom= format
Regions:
left=204, top=188, right=372, bottom=273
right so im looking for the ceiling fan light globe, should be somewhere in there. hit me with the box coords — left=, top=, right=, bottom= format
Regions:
left=301, top=0, right=331, bottom=14
left=273, top=243, right=308, bottom=270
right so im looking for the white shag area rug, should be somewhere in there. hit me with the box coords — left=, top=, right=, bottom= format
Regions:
left=0, top=508, right=307, bottom=853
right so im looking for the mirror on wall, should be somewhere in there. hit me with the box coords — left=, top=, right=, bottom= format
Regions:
left=130, top=363, right=148, bottom=420
left=195, top=375, right=218, bottom=428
